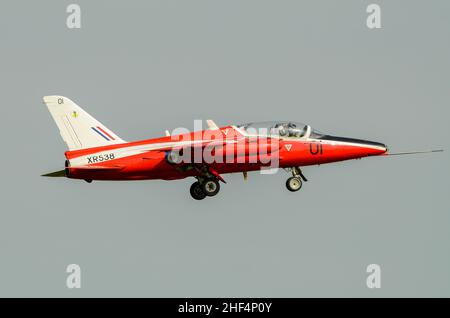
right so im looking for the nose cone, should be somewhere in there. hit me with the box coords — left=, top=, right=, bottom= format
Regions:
left=360, top=140, right=388, bottom=156
left=320, top=135, right=388, bottom=156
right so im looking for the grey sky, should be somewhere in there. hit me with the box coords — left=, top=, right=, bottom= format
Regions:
left=0, top=0, right=449, bottom=297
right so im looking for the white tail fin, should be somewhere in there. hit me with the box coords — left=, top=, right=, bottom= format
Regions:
left=43, top=95, right=125, bottom=150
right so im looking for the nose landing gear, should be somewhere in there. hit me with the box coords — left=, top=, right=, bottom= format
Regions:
left=285, top=167, right=307, bottom=192
left=286, top=176, right=302, bottom=192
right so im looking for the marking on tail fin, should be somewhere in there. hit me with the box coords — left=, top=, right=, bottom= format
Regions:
left=62, top=115, right=82, bottom=148
left=91, top=127, right=111, bottom=141
left=43, top=95, right=126, bottom=150
left=96, top=126, right=115, bottom=140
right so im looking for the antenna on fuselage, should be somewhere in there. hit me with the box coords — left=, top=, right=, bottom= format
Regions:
left=384, top=149, right=443, bottom=156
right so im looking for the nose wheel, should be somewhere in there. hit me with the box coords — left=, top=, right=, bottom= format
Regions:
left=189, top=178, right=221, bottom=200
left=285, top=167, right=307, bottom=192
left=286, top=177, right=302, bottom=192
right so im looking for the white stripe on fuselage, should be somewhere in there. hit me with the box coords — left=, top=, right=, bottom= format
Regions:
left=68, top=138, right=240, bottom=167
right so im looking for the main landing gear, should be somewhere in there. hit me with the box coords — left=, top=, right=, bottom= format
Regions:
left=189, top=167, right=307, bottom=199
left=285, top=167, right=308, bottom=192
left=190, top=177, right=221, bottom=200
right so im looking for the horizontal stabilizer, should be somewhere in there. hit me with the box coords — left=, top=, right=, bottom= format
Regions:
left=41, top=170, right=66, bottom=177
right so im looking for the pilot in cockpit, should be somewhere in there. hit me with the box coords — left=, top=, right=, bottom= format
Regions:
left=274, top=122, right=306, bottom=138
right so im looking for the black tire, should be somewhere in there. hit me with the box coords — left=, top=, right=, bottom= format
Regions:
left=190, top=182, right=206, bottom=200
left=202, top=178, right=220, bottom=197
left=286, top=177, right=302, bottom=192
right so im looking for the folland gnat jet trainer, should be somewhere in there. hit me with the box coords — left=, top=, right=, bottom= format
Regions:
left=42, top=96, right=443, bottom=200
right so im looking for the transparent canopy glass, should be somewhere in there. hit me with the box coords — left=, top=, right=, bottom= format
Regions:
left=237, top=121, right=324, bottom=138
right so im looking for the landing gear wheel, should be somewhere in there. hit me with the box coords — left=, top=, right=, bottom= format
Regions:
left=190, top=182, right=206, bottom=200
left=286, top=177, right=302, bottom=192
left=202, top=179, right=220, bottom=197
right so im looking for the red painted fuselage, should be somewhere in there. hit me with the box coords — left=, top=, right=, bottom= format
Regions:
left=63, top=125, right=387, bottom=181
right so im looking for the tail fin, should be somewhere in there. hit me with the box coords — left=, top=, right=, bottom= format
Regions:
left=43, top=95, right=125, bottom=150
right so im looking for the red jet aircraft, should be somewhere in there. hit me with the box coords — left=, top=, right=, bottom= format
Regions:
left=42, top=96, right=442, bottom=200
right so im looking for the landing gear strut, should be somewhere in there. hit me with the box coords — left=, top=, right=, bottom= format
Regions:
left=285, top=167, right=307, bottom=192
left=189, top=177, right=221, bottom=200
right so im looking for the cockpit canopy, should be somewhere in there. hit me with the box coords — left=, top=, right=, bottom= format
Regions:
left=237, top=121, right=324, bottom=139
